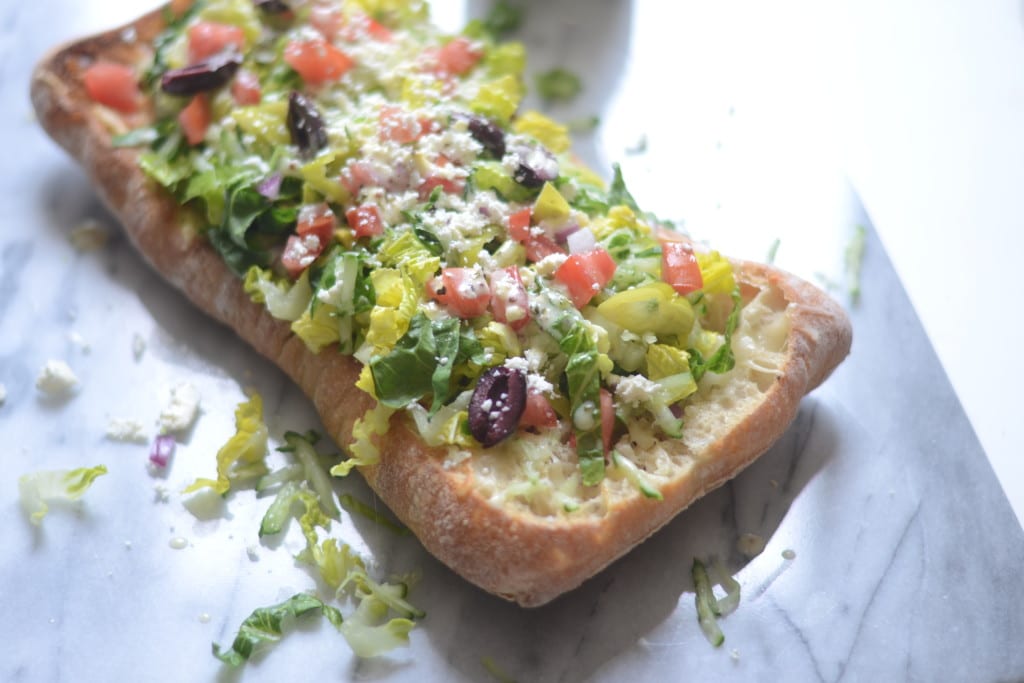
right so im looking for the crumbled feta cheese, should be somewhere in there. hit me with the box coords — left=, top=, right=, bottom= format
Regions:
left=534, top=253, right=568, bottom=277
left=106, top=418, right=148, bottom=443
left=504, top=357, right=529, bottom=373
left=159, top=382, right=201, bottom=434
left=614, top=374, right=661, bottom=407
left=35, top=360, right=78, bottom=397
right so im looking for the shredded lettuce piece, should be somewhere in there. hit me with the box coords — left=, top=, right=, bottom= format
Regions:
left=18, top=465, right=108, bottom=525
left=695, top=251, right=736, bottom=295
left=313, top=538, right=368, bottom=590
left=213, top=593, right=344, bottom=667
left=291, top=302, right=342, bottom=353
left=845, top=224, right=867, bottom=304
left=258, top=481, right=332, bottom=553
left=332, top=402, right=395, bottom=476
left=689, top=288, right=742, bottom=381
left=244, top=267, right=313, bottom=322
left=184, top=393, right=268, bottom=495
left=611, top=452, right=662, bottom=500
left=513, top=110, right=570, bottom=153
left=692, top=558, right=724, bottom=647
left=338, top=591, right=416, bottom=658
left=535, top=68, right=582, bottom=104
left=471, top=75, right=523, bottom=124
left=482, top=0, right=523, bottom=37
left=278, top=431, right=340, bottom=518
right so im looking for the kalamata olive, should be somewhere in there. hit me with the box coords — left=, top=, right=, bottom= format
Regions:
left=510, top=145, right=558, bottom=188
left=254, top=0, right=291, bottom=12
left=469, top=366, right=527, bottom=447
left=160, top=49, right=243, bottom=96
left=467, top=116, right=506, bottom=158
left=287, top=91, right=328, bottom=158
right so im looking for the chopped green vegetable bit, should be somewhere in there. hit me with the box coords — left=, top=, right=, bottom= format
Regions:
left=845, top=224, right=867, bottom=304
left=535, top=68, right=582, bottom=103
left=692, top=558, right=725, bottom=647
left=213, top=593, right=344, bottom=667
left=483, top=0, right=523, bottom=37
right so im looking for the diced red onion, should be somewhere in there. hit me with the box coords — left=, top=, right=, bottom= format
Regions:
left=257, top=173, right=283, bottom=200
left=566, top=227, right=597, bottom=254
left=553, top=224, right=580, bottom=245
left=149, top=435, right=176, bottom=468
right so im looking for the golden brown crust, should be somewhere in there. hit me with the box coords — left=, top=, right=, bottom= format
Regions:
left=31, top=10, right=852, bottom=607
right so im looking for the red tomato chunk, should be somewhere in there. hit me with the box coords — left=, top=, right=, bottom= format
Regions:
left=83, top=61, right=142, bottom=114
left=284, top=39, right=355, bottom=84
left=554, top=248, right=617, bottom=308
left=427, top=268, right=491, bottom=319
left=187, top=22, right=245, bottom=63
left=661, top=241, right=703, bottom=295
left=345, top=204, right=384, bottom=237
left=489, top=266, right=531, bottom=331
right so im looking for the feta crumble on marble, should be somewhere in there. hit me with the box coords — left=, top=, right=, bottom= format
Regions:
left=35, top=360, right=78, bottom=397
left=106, top=418, right=148, bottom=443
left=158, top=382, right=201, bottom=434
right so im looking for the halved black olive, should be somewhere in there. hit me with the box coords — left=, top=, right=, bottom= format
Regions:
left=287, top=91, right=328, bottom=158
left=511, top=145, right=558, bottom=188
left=467, top=116, right=506, bottom=158
left=160, top=49, right=243, bottom=96
left=469, top=366, right=527, bottom=447
left=254, top=0, right=291, bottom=12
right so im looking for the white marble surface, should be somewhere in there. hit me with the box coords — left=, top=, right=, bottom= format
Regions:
left=3, top=1, right=1024, bottom=681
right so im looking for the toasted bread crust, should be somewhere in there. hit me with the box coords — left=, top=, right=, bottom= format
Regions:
left=31, top=9, right=852, bottom=607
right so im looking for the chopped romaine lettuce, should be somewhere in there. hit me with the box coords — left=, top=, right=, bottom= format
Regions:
left=18, top=465, right=108, bottom=525
left=213, top=593, right=344, bottom=667
left=535, top=68, right=582, bottom=103
left=184, top=393, right=268, bottom=495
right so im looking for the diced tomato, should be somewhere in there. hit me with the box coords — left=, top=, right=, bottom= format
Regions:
left=506, top=208, right=566, bottom=263
left=297, top=203, right=336, bottom=245
left=187, top=22, right=245, bottom=64
left=309, top=4, right=344, bottom=39
left=524, top=234, right=564, bottom=263
left=554, top=248, right=617, bottom=308
left=337, top=12, right=393, bottom=42
left=521, top=391, right=558, bottom=430
left=83, top=61, right=142, bottom=114
left=507, top=208, right=532, bottom=242
left=600, top=388, right=614, bottom=454
left=284, top=38, right=355, bottom=85
left=231, top=69, right=261, bottom=105
left=281, top=233, right=326, bottom=279
left=661, top=241, right=703, bottom=295
left=489, top=266, right=530, bottom=331
left=418, top=154, right=464, bottom=199
left=435, top=37, right=483, bottom=76
left=426, top=268, right=490, bottom=319
left=341, top=160, right=381, bottom=196
left=418, top=175, right=464, bottom=199
left=178, top=95, right=211, bottom=146
left=345, top=204, right=384, bottom=238
left=379, top=105, right=424, bottom=144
